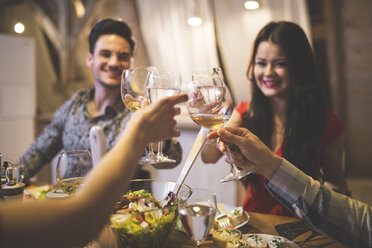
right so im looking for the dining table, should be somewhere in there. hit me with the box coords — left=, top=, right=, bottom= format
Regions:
left=88, top=211, right=344, bottom=248
left=24, top=185, right=344, bottom=248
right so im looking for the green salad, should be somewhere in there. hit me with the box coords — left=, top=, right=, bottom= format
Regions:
left=110, top=189, right=178, bottom=248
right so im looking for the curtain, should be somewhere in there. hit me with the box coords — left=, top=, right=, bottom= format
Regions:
left=136, top=0, right=220, bottom=84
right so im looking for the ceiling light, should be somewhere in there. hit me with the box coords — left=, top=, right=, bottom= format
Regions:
left=244, top=0, right=260, bottom=10
left=14, top=22, right=25, bottom=34
left=188, top=16, right=203, bottom=26
left=73, top=0, right=85, bottom=18
left=188, top=0, right=203, bottom=26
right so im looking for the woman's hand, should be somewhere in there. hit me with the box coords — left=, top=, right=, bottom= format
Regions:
left=128, top=93, right=188, bottom=144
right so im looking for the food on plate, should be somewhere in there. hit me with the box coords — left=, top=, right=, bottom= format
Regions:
left=23, top=185, right=54, bottom=200
left=110, top=189, right=178, bottom=248
left=212, top=227, right=242, bottom=248
left=246, top=234, right=268, bottom=248
left=268, top=235, right=291, bottom=248
left=228, top=206, right=247, bottom=226
left=226, top=239, right=250, bottom=247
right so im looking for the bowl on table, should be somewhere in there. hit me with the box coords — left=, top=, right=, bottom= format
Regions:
left=110, top=179, right=192, bottom=248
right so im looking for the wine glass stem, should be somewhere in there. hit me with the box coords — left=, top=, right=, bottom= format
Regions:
left=156, top=141, right=163, bottom=158
left=231, top=163, right=241, bottom=174
left=226, top=145, right=249, bottom=179
left=147, top=144, right=155, bottom=156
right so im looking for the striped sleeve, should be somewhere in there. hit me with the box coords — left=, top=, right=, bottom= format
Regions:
left=266, top=159, right=372, bottom=248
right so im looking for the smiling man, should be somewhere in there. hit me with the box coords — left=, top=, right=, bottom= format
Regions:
left=19, top=19, right=182, bottom=183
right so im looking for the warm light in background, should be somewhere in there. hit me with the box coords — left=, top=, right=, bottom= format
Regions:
left=188, top=16, right=203, bottom=26
left=73, top=0, right=85, bottom=18
left=244, top=0, right=260, bottom=10
left=14, top=22, right=25, bottom=34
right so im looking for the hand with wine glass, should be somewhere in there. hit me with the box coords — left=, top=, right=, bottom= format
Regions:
left=146, top=70, right=182, bottom=164
left=179, top=188, right=217, bottom=247
left=186, top=67, right=252, bottom=182
left=121, top=67, right=158, bottom=164
left=56, top=150, right=93, bottom=195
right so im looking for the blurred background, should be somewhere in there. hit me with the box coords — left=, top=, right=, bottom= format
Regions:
left=0, top=0, right=371, bottom=205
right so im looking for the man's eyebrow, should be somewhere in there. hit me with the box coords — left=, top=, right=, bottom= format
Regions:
left=98, top=49, right=111, bottom=53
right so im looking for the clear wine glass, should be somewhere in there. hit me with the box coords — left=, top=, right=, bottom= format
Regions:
left=146, top=70, right=182, bottom=164
left=121, top=67, right=158, bottom=164
left=56, top=150, right=93, bottom=195
left=179, top=188, right=217, bottom=247
left=186, top=67, right=252, bottom=182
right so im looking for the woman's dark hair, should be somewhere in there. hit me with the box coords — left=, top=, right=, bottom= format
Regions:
left=244, top=21, right=327, bottom=178
left=88, top=18, right=136, bottom=54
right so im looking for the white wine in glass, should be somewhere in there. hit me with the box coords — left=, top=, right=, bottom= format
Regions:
left=146, top=71, right=182, bottom=164
left=121, top=67, right=158, bottom=164
left=187, top=67, right=252, bottom=182
left=179, top=188, right=217, bottom=247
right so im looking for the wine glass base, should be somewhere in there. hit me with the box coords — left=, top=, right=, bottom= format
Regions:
left=138, top=156, right=176, bottom=165
left=138, top=155, right=157, bottom=165
left=220, top=170, right=252, bottom=182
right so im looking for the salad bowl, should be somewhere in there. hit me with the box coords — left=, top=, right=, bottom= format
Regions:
left=110, top=179, right=192, bottom=248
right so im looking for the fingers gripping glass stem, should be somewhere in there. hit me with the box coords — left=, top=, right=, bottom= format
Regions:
left=220, top=144, right=252, bottom=182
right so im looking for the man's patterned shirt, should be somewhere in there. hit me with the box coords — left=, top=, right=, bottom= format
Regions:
left=19, top=88, right=182, bottom=181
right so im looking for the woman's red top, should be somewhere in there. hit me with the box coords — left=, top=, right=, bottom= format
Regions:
left=234, top=101, right=344, bottom=217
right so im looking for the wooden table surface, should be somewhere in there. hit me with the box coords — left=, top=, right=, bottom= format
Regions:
left=166, top=212, right=344, bottom=248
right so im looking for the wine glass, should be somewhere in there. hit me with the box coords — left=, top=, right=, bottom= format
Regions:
left=179, top=188, right=217, bottom=247
left=186, top=67, right=252, bottom=182
left=146, top=70, right=182, bottom=164
left=56, top=150, right=93, bottom=195
left=121, top=67, right=158, bottom=164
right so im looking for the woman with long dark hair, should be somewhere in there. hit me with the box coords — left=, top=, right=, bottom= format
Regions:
left=202, top=21, right=349, bottom=216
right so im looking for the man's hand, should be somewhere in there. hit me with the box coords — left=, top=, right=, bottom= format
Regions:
left=207, top=127, right=282, bottom=179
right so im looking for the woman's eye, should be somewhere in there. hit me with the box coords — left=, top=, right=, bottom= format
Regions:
left=118, top=53, right=131, bottom=61
left=274, top=61, right=286, bottom=68
left=255, top=61, right=266, bottom=67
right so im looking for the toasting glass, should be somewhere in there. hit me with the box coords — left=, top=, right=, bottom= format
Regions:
left=186, top=67, right=252, bottom=182
left=146, top=70, right=182, bottom=164
left=121, top=67, right=158, bottom=164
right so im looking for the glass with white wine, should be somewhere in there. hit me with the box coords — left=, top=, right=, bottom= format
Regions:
left=121, top=67, right=158, bottom=164
left=186, top=67, right=252, bottom=182
left=146, top=70, right=182, bottom=164
left=56, top=150, right=93, bottom=195
left=179, top=188, right=217, bottom=247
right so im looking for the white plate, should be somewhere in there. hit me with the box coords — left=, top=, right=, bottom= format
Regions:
left=45, top=188, right=70, bottom=199
left=242, top=233, right=299, bottom=248
left=234, top=211, right=250, bottom=229
left=217, top=204, right=250, bottom=229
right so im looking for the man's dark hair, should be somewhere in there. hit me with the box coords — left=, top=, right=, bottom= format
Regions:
left=88, top=18, right=136, bottom=54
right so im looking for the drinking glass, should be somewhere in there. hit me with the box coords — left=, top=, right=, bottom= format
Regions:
left=146, top=70, right=182, bottom=164
left=121, top=67, right=158, bottom=164
left=56, top=150, right=93, bottom=195
left=179, top=188, right=217, bottom=247
left=186, top=67, right=252, bottom=182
